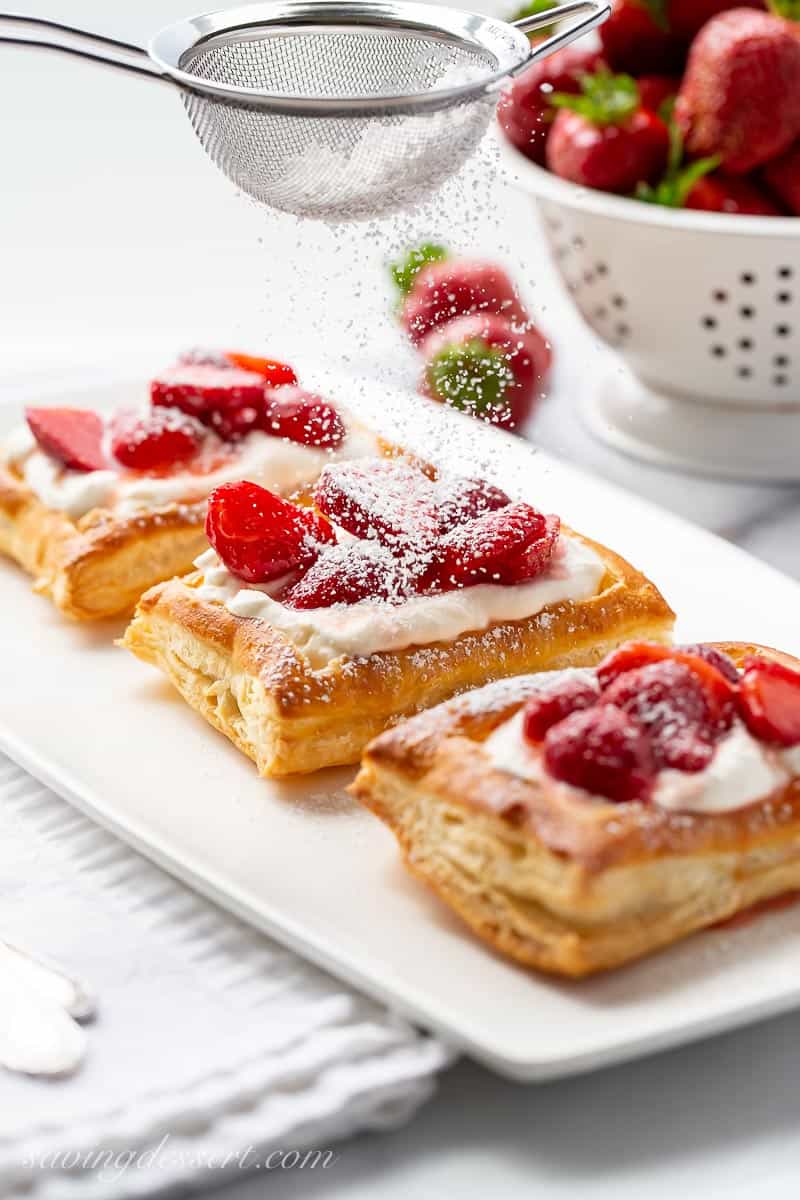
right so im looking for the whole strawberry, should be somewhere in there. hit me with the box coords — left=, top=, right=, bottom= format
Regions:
left=497, top=44, right=604, bottom=164
left=676, top=8, right=800, bottom=174
left=418, top=312, right=551, bottom=431
left=394, top=248, right=529, bottom=345
left=763, top=142, right=800, bottom=214
left=547, top=70, right=670, bottom=193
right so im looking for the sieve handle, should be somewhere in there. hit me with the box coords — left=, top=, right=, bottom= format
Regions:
left=509, top=0, right=612, bottom=76
left=0, top=14, right=172, bottom=86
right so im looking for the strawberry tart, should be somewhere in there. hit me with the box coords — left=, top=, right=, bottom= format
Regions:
left=0, top=351, right=380, bottom=619
left=354, top=640, right=800, bottom=976
left=122, top=459, right=673, bottom=776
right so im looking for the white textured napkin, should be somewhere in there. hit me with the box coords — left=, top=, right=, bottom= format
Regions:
left=0, top=755, right=449, bottom=1200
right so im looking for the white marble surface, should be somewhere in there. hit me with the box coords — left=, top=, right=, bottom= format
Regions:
left=3, top=1, right=800, bottom=1196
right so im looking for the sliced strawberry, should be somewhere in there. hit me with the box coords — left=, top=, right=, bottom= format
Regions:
left=25, top=408, right=106, bottom=473
left=544, top=705, right=656, bottom=803
left=423, top=502, right=557, bottom=591
left=678, top=643, right=740, bottom=684
left=224, top=352, right=297, bottom=388
left=597, top=641, right=673, bottom=687
left=262, top=387, right=345, bottom=448
left=151, top=365, right=266, bottom=441
left=205, top=481, right=335, bottom=584
left=433, top=476, right=511, bottom=531
left=522, top=674, right=601, bottom=742
left=602, top=659, right=726, bottom=770
left=110, top=408, right=204, bottom=471
left=740, top=657, right=800, bottom=746
left=314, top=459, right=439, bottom=547
left=281, top=541, right=417, bottom=609
left=509, top=514, right=561, bottom=583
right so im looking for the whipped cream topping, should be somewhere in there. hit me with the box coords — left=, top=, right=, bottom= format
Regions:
left=483, top=666, right=798, bottom=815
left=192, top=536, right=606, bottom=669
left=1, top=418, right=377, bottom=521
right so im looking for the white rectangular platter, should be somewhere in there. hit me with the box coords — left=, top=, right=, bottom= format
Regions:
left=4, top=370, right=800, bottom=1082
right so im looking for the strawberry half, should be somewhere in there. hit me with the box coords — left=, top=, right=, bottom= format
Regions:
left=25, top=408, right=107, bottom=473
left=206, top=480, right=335, bottom=584
left=262, top=387, right=346, bottom=448
left=281, top=541, right=417, bottom=609
left=522, top=674, right=601, bottom=742
left=740, top=657, right=800, bottom=746
left=152, top=364, right=266, bottom=441
left=544, top=705, right=656, bottom=803
left=433, top=477, right=511, bottom=531
left=314, top=459, right=440, bottom=547
left=423, top=503, right=559, bottom=591
left=110, top=408, right=204, bottom=471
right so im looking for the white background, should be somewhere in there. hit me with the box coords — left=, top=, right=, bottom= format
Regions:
left=4, top=1, right=800, bottom=1196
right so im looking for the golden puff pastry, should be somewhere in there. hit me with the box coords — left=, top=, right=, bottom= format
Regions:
left=121, top=530, right=673, bottom=777
left=352, top=642, right=800, bottom=978
left=0, top=424, right=391, bottom=621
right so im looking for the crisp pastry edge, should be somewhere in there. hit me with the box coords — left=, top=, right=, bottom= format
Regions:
left=351, top=642, right=800, bottom=978
left=121, top=530, right=674, bottom=776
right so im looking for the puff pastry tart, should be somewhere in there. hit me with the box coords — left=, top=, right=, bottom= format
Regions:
left=353, top=641, right=800, bottom=977
left=0, top=350, right=380, bottom=619
left=122, top=459, right=673, bottom=776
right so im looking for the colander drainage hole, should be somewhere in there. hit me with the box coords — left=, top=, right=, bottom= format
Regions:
left=775, top=355, right=790, bottom=367
left=778, top=266, right=794, bottom=279
left=611, top=294, right=626, bottom=309
left=711, top=345, right=727, bottom=358
left=777, top=291, right=793, bottom=304
left=740, top=272, right=756, bottom=285
left=740, top=306, right=755, bottom=319
left=773, top=375, right=789, bottom=386
left=712, top=289, right=728, bottom=303
left=776, top=324, right=792, bottom=337
left=738, top=338, right=753, bottom=351
left=702, top=316, right=717, bottom=329
left=737, top=366, right=752, bottom=379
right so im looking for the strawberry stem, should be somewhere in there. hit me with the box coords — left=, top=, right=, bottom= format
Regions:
left=636, top=117, right=719, bottom=207
left=426, top=340, right=515, bottom=416
left=390, top=243, right=448, bottom=297
left=551, top=69, right=640, bottom=126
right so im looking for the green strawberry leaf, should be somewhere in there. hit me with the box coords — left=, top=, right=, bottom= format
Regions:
left=551, top=69, right=640, bottom=127
left=636, top=120, right=720, bottom=208
left=390, top=243, right=448, bottom=298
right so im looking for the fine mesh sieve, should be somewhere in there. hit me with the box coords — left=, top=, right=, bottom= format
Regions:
left=0, top=1, right=609, bottom=221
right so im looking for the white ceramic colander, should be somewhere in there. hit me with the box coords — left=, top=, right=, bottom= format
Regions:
left=500, top=139, right=800, bottom=482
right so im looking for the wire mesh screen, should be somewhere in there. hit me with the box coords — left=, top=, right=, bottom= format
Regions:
left=178, top=26, right=497, bottom=219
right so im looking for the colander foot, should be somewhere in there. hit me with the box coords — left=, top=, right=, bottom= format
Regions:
left=582, top=363, right=800, bottom=483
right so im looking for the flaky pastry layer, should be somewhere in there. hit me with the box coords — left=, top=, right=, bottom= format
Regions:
left=352, top=642, right=800, bottom=978
left=121, top=530, right=673, bottom=776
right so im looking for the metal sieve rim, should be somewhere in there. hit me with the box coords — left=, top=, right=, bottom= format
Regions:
left=147, top=0, right=532, bottom=116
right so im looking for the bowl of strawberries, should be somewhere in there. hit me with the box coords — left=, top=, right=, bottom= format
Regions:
left=497, top=0, right=800, bottom=480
